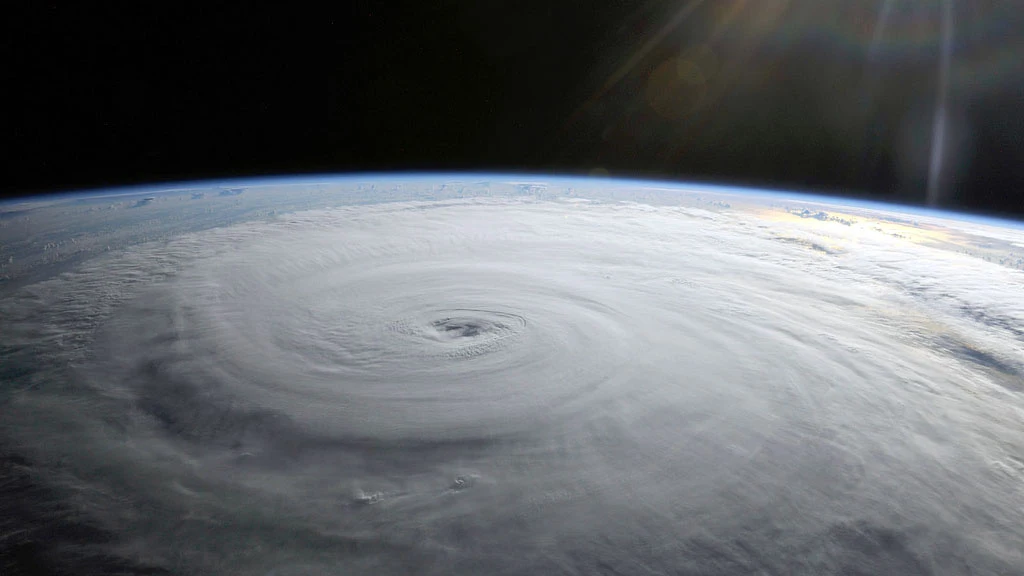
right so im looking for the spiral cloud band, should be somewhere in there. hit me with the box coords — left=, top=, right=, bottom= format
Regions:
left=2, top=185, right=1022, bottom=574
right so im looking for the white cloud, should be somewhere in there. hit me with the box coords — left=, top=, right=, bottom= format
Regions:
left=1, top=192, right=1022, bottom=574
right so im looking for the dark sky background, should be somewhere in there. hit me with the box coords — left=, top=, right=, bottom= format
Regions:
left=8, top=1, right=1024, bottom=217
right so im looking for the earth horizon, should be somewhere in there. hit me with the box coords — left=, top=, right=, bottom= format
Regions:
left=2, top=174, right=1022, bottom=575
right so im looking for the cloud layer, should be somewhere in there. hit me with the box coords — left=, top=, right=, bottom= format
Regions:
left=2, top=193, right=1022, bottom=575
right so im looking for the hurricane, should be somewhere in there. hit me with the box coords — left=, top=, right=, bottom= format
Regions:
left=2, top=183, right=1023, bottom=575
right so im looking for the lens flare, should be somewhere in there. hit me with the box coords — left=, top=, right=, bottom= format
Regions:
left=927, top=0, right=954, bottom=207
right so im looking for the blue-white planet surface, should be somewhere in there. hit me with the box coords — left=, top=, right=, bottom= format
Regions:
left=1, top=175, right=1023, bottom=575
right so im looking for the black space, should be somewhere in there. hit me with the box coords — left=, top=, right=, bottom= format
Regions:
left=7, top=2, right=1024, bottom=218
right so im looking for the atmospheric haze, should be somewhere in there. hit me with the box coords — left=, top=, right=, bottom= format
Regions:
left=1, top=177, right=1023, bottom=575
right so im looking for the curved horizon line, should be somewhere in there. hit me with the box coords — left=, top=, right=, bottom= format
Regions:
left=3, top=170, right=1021, bottom=228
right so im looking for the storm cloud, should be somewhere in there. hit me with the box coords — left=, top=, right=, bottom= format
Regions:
left=2, top=191, right=1022, bottom=575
